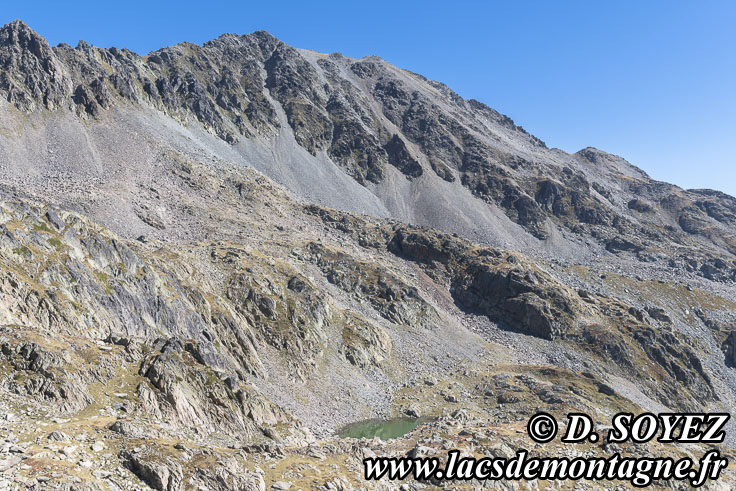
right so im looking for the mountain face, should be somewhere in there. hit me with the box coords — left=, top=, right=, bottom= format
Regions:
left=0, top=19, right=735, bottom=489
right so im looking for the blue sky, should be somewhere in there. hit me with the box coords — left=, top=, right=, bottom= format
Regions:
left=4, top=1, right=736, bottom=196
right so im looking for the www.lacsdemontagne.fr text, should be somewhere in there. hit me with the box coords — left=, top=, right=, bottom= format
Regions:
left=363, top=412, right=730, bottom=487
left=364, top=449, right=726, bottom=487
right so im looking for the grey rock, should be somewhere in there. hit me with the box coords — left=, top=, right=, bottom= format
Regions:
left=0, top=456, right=21, bottom=471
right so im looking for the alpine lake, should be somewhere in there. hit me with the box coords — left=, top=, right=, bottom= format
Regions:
left=337, top=417, right=428, bottom=441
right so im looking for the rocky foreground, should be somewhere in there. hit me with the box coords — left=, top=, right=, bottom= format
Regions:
left=0, top=20, right=734, bottom=490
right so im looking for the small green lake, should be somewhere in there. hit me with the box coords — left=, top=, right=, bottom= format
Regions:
left=338, top=417, right=427, bottom=440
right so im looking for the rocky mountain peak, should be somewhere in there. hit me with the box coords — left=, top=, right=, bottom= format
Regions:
left=0, top=20, right=58, bottom=70
left=0, top=19, right=40, bottom=45
left=0, top=19, right=69, bottom=111
left=247, top=29, right=281, bottom=44
left=575, top=146, right=650, bottom=179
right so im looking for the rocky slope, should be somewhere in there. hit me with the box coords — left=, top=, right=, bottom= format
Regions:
left=0, top=19, right=734, bottom=489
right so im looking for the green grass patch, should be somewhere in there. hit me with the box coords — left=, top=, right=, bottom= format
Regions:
left=93, top=270, right=114, bottom=294
left=12, top=246, right=31, bottom=257
left=33, top=222, right=53, bottom=233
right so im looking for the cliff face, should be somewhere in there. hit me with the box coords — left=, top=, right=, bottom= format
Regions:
left=0, top=20, right=735, bottom=489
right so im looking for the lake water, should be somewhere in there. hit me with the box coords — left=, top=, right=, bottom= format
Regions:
left=337, top=417, right=426, bottom=440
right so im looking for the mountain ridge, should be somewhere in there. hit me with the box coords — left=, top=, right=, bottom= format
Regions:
left=2, top=21, right=733, bottom=260
left=0, top=20, right=701, bottom=188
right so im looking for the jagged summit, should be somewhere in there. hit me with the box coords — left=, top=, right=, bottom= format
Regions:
left=0, top=19, right=69, bottom=111
left=0, top=20, right=58, bottom=72
left=1, top=19, right=37, bottom=39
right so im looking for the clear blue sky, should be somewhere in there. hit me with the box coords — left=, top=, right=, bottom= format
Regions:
left=4, top=1, right=736, bottom=196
